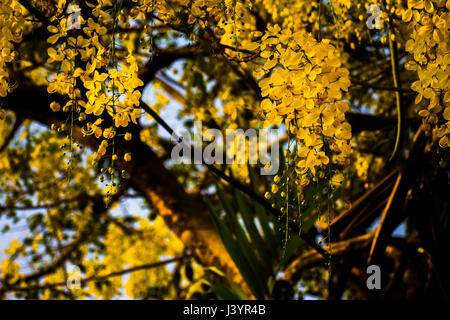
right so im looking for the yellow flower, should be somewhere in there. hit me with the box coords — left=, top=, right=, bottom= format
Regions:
left=47, top=47, right=65, bottom=62
left=331, top=173, right=344, bottom=187
left=103, top=128, right=115, bottom=139
left=47, top=18, right=69, bottom=44
left=271, top=184, right=279, bottom=194
left=50, top=102, right=61, bottom=112
left=124, top=153, right=132, bottom=162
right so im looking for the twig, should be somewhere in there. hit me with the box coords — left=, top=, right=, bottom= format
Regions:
left=0, top=117, right=23, bottom=153
left=283, top=232, right=375, bottom=285
left=383, top=1, right=404, bottom=161
left=367, top=173, right=402, bottom=264
left=350, top=79, right=414, bottom=94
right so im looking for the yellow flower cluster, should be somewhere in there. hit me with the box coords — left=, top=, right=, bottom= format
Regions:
left=256, top=25, right=352, bottom=178
left=217, top=1, right=256, bottom=54
left=126, top=0, right=225, bottom=29
left=1, top=259, right=21, bottom=284
left=258, top=0, right=383, bottom=43
left=400, top=0, right=450, bottom=148
left=187, top=0, right=226, bottom=26
left=260, top=0, right=318, bottom=31
left=0, top=0, right=24, bottom=97
left=86, top=217, right=183, bottom=299
left=46, top=0, right=144, bottom=165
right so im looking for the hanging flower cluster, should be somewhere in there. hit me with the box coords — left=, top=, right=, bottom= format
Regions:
left=400, top=0, right=450, bottom=148
left=256, top=25, right=352, bottom=181
left=46, top=0, right=143, bottom=167
left=0, top=0, right=24, bottom=98
left=260, top=0, right=318, bottom=31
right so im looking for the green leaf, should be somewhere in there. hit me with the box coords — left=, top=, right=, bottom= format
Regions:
left=248, top=164, right=278, bottom=257
left=207, top=267, right=249, bottom=300
left=280, top=233, right=303, bottom=268
left=213, top=283, right=247, bottom=300
left=205, top=198, right=265, bottom=299
left=204, top=266, right=226, bottom=277
left=1, top=224, right=10, bottom=233
left=229, top=170, right=274, bottom=276
left=214, top=183, right=269, bottom=296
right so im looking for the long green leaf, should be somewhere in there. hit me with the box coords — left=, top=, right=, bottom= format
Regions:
left=229, top=170, right=273, bottom=276
left=212, top=284, right=247, bottom=300
left=214, top=182, right=268, bottom=296
left=204, top=198, right=265, bottom=299
left=247, top=164, right=278, bottom=257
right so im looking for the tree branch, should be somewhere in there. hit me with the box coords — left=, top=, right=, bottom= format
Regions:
left=350, top=79, right=414, bottom=94
left=0, top=117, right=23, bottom=153
left=138, top=45, right=204, bottom=84
left=17, top=0, right=49, bottom=26
left=5, top=255, right=190, bottom=292
left=282, top=232, right=375, bottom=286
